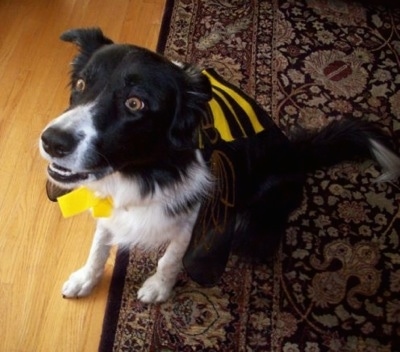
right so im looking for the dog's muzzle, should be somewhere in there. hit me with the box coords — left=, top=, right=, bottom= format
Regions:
left=40, top=126, right=95, bottom=184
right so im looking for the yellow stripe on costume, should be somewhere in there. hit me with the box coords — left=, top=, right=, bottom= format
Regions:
left=203, top=70, right=265, bottom=141
left=208, top=90, right=235, bottom=141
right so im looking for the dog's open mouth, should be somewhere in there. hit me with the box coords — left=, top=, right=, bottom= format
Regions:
left=47, top=163, right=113, bottom=185
left=48, top=163, right=92, bottom=183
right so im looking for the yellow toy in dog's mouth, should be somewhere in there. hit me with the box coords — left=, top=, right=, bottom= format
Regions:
left=57, top=187, right=113, bottom=218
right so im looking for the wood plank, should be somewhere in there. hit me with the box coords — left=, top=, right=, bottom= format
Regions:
left=0, top=0, right=166, bottom=350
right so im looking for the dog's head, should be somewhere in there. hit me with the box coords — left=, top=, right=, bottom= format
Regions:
left=40, top=28, right=212, bottom=197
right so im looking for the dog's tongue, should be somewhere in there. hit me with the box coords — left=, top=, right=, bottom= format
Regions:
left=46, top=180, right=71, bottom=202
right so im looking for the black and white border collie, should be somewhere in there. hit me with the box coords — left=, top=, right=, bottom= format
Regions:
left=39, top=28, right=400, bottom=303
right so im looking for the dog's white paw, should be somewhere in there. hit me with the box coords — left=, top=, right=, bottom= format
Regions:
left=137, top=273, right=174, bottom=304
left=62, top=267, right=102, bottom=298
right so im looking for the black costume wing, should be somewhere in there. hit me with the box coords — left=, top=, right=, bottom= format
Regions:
left=183, top=148, right=236, bottom=286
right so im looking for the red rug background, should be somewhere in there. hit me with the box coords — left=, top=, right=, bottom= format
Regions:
left=100, top=1, right=400, bottom=351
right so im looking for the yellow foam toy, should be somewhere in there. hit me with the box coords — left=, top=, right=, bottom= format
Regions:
left=57, top=187, right=113, bottom=218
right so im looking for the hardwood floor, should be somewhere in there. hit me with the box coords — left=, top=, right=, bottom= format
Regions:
left=0, top=0, right=166, bottom=350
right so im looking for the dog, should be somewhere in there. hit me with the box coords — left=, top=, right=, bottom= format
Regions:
left=39, top=28, right=400, bottom=303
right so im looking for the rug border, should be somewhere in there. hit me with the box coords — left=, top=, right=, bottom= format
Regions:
left=157, top=0, right=176, bottom=54
left=98, top=0, right=175, bottom=350
left=98, top=250, right=129, bottom=352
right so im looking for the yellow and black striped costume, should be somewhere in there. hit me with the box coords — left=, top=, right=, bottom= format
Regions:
left=200, top=69, right=270, bottom=146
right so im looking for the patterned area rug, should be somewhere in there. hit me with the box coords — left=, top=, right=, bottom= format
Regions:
left=99, top=0, right=400, bottom=351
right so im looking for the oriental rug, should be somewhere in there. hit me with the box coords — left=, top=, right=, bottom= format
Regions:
left=99, top=0, right=400, bottom=351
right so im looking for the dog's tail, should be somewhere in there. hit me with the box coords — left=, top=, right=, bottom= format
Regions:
left=292, top=118, right=400, bottom=182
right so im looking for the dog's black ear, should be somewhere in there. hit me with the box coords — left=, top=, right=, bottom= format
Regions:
left=168, top=64, right=212, bottom=150
left=60, top=28, right=113, bottom=73
left=60, top=27, right=113, bottom=52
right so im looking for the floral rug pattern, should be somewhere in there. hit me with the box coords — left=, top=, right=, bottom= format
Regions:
left=100, top=1, right=400, bottom=351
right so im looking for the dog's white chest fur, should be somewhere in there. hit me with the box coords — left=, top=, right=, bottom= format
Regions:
left=91, top=166, right=206, bottom=249
left=100, top=199, right=198, bottom=249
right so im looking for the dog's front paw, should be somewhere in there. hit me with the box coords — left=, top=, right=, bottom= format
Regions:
left=62, top=267, right=102, bottom=298
left=137, top=273, right=174, bottom=304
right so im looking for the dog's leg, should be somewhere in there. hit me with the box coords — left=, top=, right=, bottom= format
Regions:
left=62, top=224, right=112, bottom=298
left=137, top=233, right=191, bottom=303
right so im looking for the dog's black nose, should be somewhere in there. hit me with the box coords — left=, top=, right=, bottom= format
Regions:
left=41, top=126, right=79, bottom=158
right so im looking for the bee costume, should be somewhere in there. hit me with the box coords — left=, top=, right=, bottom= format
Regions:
left=182, top=69, right=285, bottom=286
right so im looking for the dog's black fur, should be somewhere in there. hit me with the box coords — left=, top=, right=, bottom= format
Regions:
left=40, top=28, right=399, bottom=300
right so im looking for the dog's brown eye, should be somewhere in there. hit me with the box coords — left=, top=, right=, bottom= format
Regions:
left=125, top=97, right=145, bottom=112
left=75, top=79, right=86, bottom=92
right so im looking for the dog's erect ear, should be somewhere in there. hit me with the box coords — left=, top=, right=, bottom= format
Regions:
left=60, top=28, right=113, bottom=74
left=168, top=64, right=212, bottom=150
left=60, top=27, right=113, bottom=52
